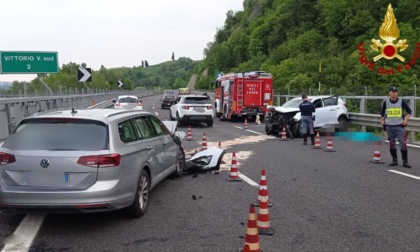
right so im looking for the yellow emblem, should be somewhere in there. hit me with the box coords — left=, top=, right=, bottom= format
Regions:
left=370, top=4, right=408, bottom=62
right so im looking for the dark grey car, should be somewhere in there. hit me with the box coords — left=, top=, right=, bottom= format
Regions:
left=0, top=109, right=184, bottom=218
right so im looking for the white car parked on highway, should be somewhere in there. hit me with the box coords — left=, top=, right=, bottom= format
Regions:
left=113, top=95, right=143, bottom=110
left=169, top=95, right=214, bottom=127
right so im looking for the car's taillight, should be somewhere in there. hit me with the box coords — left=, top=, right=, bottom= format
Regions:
left=77, top=154, right=121, bottom=168
left=137, top=102, right=142, bottom=107
left=0, top=152, right=16, bottom=165
left=115, top=103, right=120, bottom=107
left=207, top=106, right=212, bottom=109
left=182, top=106, right=189, bottom=110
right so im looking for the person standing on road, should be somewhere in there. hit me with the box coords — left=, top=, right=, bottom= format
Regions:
left=299, top=94, right=316, bottom=145
left=381, top=86, right=412, bottom=168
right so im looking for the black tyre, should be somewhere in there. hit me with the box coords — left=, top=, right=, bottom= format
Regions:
left=172, top=147, right=185, bottom=178
left=176, top=112, right=183, bottom=126
left=338, top=116, right=347, bottom=130
left=207, top=118, right=214, bottom=127
left=169, top=110, right=174, bottom=121
left=293, top=121, right=303, bottom=138
left=124, top=169, right=150, bottom=218
left=265, top=121, right=272, bottom=135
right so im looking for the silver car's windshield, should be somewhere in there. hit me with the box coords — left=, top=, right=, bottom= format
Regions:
left=5, top=119, right=108, bottom=151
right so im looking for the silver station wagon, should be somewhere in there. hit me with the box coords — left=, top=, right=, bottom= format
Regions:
left=0, top=108, right=185, bottom=218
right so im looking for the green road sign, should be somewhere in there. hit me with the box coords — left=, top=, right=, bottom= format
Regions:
left=0, top=51, right=59, bottom=74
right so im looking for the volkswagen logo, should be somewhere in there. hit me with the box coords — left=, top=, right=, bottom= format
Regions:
left=40, top=159, right=50, bottom=168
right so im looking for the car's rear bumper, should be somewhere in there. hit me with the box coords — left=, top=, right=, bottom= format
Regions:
left=0, top=179, right=135, bottom=213
left=181, top=115, right=213, bottom=122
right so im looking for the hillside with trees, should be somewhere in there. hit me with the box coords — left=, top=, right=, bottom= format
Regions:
left=7, top=57, right=198, bottom=95
left=195, top=0, right=420, bottom=97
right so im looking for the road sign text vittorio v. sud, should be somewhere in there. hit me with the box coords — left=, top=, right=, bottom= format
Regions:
left=0, top=51, right=58, bottom=74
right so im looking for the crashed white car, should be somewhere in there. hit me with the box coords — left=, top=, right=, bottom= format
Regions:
left=265, top=96, right=348, bottom=137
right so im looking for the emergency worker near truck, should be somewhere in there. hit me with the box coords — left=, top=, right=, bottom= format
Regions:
left=381, top=86, right=412, bottom=168
left=299, top=94, right=316, bottom=145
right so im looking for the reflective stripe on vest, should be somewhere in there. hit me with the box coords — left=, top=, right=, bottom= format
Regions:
left=385, top=98, right=403, bottom=125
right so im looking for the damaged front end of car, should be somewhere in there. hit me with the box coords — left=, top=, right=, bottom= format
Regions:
left=265, top=106, right=300, bottom=136
left=185, top=147, right=225, bottom=172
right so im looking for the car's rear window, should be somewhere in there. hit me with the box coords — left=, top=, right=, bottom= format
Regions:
left=119, top=97, right=138, bottom=103
left=184, top=97, right=210, bottom=104
left=163, top=96, right=175, bottom=101
left=4, top=119, right=108, bottom=151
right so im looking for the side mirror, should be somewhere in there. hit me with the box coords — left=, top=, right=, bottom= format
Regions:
left=173, top=135, right=182, bottom=146
left=112, top=99, right=116, bottom=103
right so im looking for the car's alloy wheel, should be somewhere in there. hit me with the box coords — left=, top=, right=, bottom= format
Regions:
left=124, top=169, right=150, bottom=218
left=172, top=147, right=185, bottom=177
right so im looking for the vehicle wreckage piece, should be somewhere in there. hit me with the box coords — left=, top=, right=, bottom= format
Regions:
left=185, top=147, right=225, bottom=172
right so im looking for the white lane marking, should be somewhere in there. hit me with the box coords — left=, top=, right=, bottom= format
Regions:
left=155, top=112, right=159, bottom=116
left=238, top=172, right=259, bottom=188
left=152, top=107, right=155, bottom=110
left=233, top=126, right=264, bottom=135
left=1, top=214, right=45, bottom=252
left=384, top=140, right=420, bottom=149
left=388, top=170, right=420, bottom=180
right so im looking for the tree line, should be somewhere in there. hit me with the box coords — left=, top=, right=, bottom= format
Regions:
left=195, top=0, right=420, bottom=98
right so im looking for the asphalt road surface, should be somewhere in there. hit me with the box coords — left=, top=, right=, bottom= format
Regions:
left=1, top=94, right=420, bottom=252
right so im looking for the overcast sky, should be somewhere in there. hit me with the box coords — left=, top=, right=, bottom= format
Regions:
left=0, top=0, right=243, bottom=82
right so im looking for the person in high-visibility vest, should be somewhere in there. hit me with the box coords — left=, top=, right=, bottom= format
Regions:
left=381, top=86, right=412, bottom=168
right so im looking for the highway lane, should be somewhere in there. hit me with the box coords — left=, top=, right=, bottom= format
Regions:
left=1, top=94, right=420, bottom=251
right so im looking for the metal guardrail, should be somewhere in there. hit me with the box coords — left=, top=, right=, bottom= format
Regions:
left=0, top=90, right=156, bottom=140
left=348, top=113, right=420, bottom=132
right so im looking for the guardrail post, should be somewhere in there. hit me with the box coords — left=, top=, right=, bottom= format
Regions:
left=409, top=98, right=416, bottom=141
left=360, top=97, right=367, bottom=132
left=277, top=93, right=280, bottom=106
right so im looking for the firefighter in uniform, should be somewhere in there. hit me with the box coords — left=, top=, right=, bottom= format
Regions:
left=381, top=86, right=412, bottom=168
left=299, top=94, right=316, bottom=145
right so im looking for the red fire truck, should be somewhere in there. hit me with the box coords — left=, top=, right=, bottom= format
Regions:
left=213, top=71, right=273, bottom=121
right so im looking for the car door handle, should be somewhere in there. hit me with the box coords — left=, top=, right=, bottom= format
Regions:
left=329, top=109, right=335, bottom=111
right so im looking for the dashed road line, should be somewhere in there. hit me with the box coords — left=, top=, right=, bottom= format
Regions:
left=155, top=112, right=159, bottom=116
left=233, top=126, right=264, bottom=135
left=388, top=170, right=420, bottom=181
left=1, top=214, right=45, bottom=252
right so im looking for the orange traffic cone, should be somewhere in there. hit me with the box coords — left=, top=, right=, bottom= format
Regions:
left=227, top=152, right=242, bottom=181
left=201, top=132, right=207, bottom=150
left=369, top=149, right=384, bottom=164
left=187, top=125, right=193, bottom=141
left=244, top=118, right=248, bottom=129
left=253, top=170, right=272, bottom=207
left=323, top=137, right=336, bottom=152
left=257, top=190, right=274, bottom=236
left=240, top=205, right=264, bottom=252
left=280, top=126, right=289, bottom=141
left=312, top=130, right=322, bottom=149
